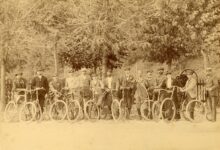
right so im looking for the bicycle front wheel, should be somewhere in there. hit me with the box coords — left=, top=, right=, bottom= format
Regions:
left=152, top=101, right=161, bottom=122
left=84, top=100, right=99, bottom=121
left=186, top=100, right=205, bottom=123
left=19, top=102, right=36, bottom=122
left=67, top=100, right=81, bottom=122
left=111, top=99, right=121, bottom=121
left=160, top=98, right=176, bottom=122
left=4, top=101, right=17, bottom=122
left=49, top=100, right=68, bottom=121
left=140, top=100, right=154, bottom=120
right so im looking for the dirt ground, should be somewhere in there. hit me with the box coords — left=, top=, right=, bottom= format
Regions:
left=1, top=119, right=220, bottom=150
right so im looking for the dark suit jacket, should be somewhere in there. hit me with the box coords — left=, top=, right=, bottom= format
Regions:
left=31, top=76, right=49, bottom=94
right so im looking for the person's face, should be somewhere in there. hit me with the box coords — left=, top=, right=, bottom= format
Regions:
left=147, top=72, right=152, bottom=78
left=167, top=74, right=171, bottom=78
left=107, top=71, right=112, bottom=77
left=82, top=71, right=86, bottom=76
left=92, top=75, right=97, bottom=80
left=37, top=71, right=42, bottom=76
left=158, top=70, right=164, bottom=75
left=137, top=71, right=142, bottom=77
left=53, top=76, right=58, bottom=81
left=125, top=70, right=130, bottom=77
left=186, top=74, right=192, bottom=79
left=16, top=74, right=22, bottom=79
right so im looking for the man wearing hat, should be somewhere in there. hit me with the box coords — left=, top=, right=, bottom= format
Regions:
left=49, top=74, right=63, bottom=99
left=100, top=69, right=120, bottom=118
left=119, top=68, right=136, bottom=119
left=204, top=68, right=219, bottom=121
left=145, top=70, right=155, bottom=99
left=78, top=68, right=91, bottom=103
left=180, top=70, right=197, bottom=119
left=155, top=67, right=166, bottom=88
left=31, top=69, right=49, bottom=112
left=12, top=72, right=27, bottom=102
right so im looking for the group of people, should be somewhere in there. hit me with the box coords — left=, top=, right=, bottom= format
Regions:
left=4, top=67, right=219, bottom=122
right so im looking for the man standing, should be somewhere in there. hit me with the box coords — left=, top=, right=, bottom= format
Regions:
left=205, top=68, right=219, bottom=122
left=31, top=69, right=49, bottom=112
left=145, top=70, right=155, bottom=99
left=12, top=72, right=27, bottom=103
left=180, top=70, right=197, bottom=119
left=49, top=74, right=63, bottom=100
left=120, top=68, right=136, bottom=119
left=78, top=68, right=91, bottom=102
left=135, top=70, right=148, bottom=119
left=153, top=67, right=166, bottom=101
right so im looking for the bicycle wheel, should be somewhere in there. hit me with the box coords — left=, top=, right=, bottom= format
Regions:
left=19, top=102, right=36, bottom=122
left=84, top=100, right=99, bottom=121
left=140, top=100, right=154, bottom=120
left=34, top=102, right=43, bottom=121
left=4, top=101, right=17, bottom=122
left=120, top=99, right=128, bottom=120
left=180, top=99, right=189, bottom=120
left=186, top=100, right=205, bottom=123
left=49, top=100, right=68, bottom=121
left=67, top=100, right=81, bottom=122
left=160, top=98, right=176, bottom=122
left=152, top=101, right=161, bottom=121
left=111, top=99, right=121, bottom=121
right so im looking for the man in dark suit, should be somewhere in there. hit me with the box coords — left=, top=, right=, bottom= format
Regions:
left=119, top=68, right=136, bottom=119
left=31, top=69, right=49, bottom=112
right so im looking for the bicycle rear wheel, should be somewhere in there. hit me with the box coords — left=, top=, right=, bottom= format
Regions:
left=186, top=100, right=205, bottom=123
left=160, top=98, right=176, bottom=122
left=4, top=101, right=17, bottom=122
left=111, top=99, right=121, bottom=121
left=67, top=100, right=81, bottom=122
left=140, top=100, right=154, bottom=120
left=84, top=100, right=99, bottom=121
left=49, top=100, right=68, bottom=121
left=152, top=101, right=160, bottom=122
left=19, top=102, right=36, bottom=122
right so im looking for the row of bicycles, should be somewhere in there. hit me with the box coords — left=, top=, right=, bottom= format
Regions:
left=4, top=85, right=212, bottom=123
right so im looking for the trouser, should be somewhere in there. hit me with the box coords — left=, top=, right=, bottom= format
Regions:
left=207, top=95, right=217, bottom=122
left=38, top=93, right=46, bottom=112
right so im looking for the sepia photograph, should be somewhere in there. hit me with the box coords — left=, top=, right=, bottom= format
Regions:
left=0, top=0, right=220, bottom=150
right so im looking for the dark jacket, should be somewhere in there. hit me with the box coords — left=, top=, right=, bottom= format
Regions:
left=31, top=76, right=49, bottom=94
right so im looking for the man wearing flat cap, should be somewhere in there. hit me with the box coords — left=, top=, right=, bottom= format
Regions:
left=205, top=68, right=219, bottom=122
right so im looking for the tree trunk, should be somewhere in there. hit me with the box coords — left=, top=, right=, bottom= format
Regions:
left=0, top=48, right=6, bottom=115
left=167, top=59, right=172, bottom=71
left=102, top=49, right=108, bottom=81
left=53, top=49, right=58, bottom=75
left=201, top=50, right=210, bottom=69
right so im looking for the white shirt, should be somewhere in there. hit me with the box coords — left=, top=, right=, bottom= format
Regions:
left=106, top=77, right=112, bottom=89
left=167, top=77, right=172, bottom=89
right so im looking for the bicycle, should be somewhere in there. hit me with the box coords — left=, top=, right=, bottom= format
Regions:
left=185, top=87, right=211, bottom=123
left=19, top=88, right=45, bottom=122
left=4, top=89, right=34, bottom=122
left=111, top=89, right=121, bottom=121
left=65, top=88, right=81, bottom=122
left=49, top=89, right=68, bottom=121
left=152, top=87, right=177, bottom=122
left=139, top=83, right=154, bottom=120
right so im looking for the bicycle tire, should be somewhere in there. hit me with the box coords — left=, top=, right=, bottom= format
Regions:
left=180, top=99, right=189, bottom=120
left=4, top=101, right=17, bottom=122
left=84, top=100, right=99, bottom=121
left=160, top=98, right=176, bottom=122
left=152, top=101, right=161, bottom=122
left=49, top=100, right=68, bottom=121
left=19, top=102, right=36, bottom=122
left=140, top=100, right=154, bottom=120
left=67, top=100, right=81, bottom=122
left=186, top=100, right=205, bottom=123
left=111, top=99, right=121, bottom=121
